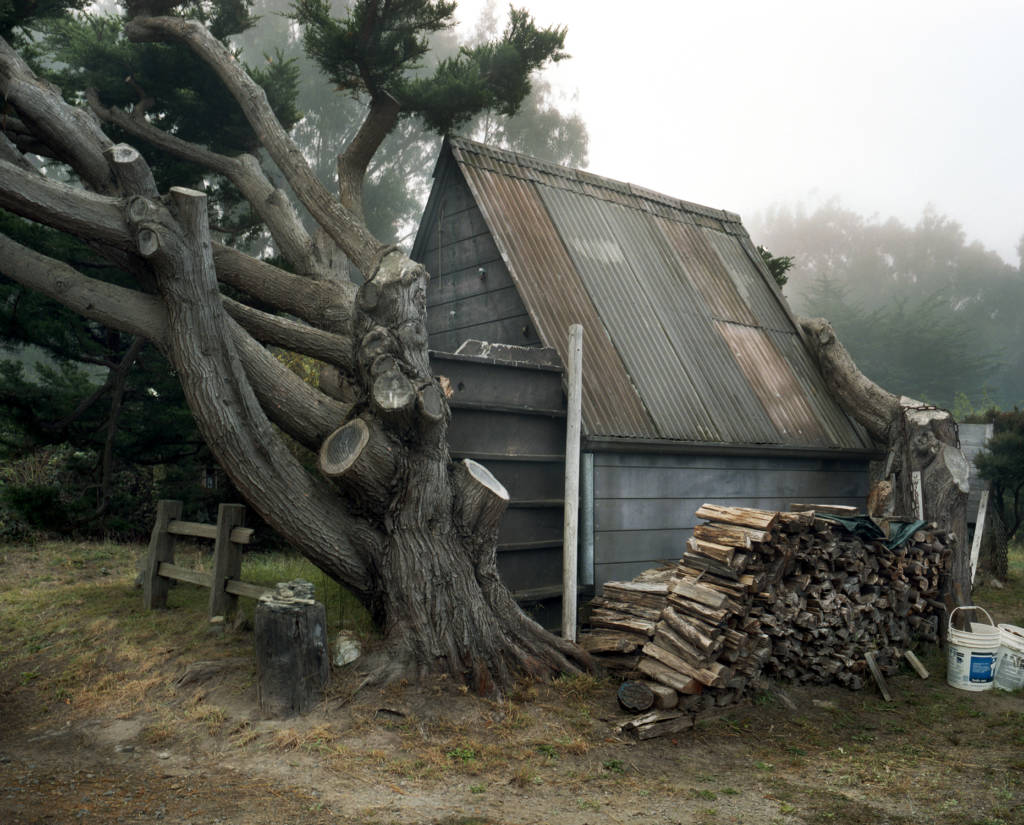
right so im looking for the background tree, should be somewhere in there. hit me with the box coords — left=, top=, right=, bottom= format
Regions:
left=753, top=199, right=1023, bottom=410
left=973, top=408, right=1024, bottom=544
left=0, top=0, right=591, bottom=692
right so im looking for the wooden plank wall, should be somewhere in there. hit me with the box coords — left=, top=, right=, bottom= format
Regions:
left=429, top=352, right=566, bottom=605
left=418, top=167, right=541, bottom=354
left=592, top=452, right=870, bottom=588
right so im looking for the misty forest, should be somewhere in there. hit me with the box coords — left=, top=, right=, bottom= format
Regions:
left=753, top=200, right=1024, bottom=415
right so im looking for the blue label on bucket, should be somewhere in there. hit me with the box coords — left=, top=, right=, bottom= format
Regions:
left=969, top=652, right=995, bottom=682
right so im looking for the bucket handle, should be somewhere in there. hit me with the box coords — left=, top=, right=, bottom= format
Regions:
left=949, top=605, right=996, bottom=633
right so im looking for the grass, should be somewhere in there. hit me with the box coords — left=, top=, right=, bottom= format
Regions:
left=0, top=539, right=376, bottom=730
left=1, top=539, right=1023, bottom=825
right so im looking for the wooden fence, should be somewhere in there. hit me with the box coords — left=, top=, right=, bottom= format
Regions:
left=142, top=499, right=270, bottom=619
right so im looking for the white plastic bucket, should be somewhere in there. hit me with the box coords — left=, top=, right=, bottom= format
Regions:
left=993, top=624, right=1024, bottom=692
left=947, top=606, right=1000, bottom=691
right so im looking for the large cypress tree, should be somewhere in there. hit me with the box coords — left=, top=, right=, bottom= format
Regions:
left=0, top=0, right=590, bottom=691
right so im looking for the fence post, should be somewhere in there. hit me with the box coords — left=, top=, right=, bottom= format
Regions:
left=209, top=503, right=247, bottom=620
left=143, top=499, right=182, bottom=609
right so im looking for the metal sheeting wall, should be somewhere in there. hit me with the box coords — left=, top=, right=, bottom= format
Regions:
left=430, top=352, right=568, bottom=604
left=591, top=451, right=870, bottom=587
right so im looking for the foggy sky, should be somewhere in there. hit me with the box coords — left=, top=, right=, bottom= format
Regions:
left=455, top=0, right=1024, bottom=265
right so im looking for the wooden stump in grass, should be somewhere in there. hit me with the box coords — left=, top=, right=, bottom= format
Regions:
left=254, top=580, right=329, bottom=718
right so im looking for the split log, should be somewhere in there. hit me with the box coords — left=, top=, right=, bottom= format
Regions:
left=636, top=658, right=703, bottom=694
left=693, top=522, right=772, bottom=548
left=619, top=709, right=694, bottom=740
left=694, top=504, right=778, bottom=531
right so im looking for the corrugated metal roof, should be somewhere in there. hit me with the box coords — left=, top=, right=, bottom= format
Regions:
left=441, top=136, right=871, bottom=452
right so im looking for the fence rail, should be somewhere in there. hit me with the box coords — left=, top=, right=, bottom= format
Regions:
left=143, top=499, right=270, bottom=619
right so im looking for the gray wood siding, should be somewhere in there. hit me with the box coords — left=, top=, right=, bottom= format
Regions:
left=592, top=452, right=869, bottom=588
left=419, top=167, right=540, bottom=353
left=429, top=352, right=566, bottom=602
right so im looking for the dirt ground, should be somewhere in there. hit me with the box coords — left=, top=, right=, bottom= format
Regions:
left=1, top=541, right=1022, bottom=825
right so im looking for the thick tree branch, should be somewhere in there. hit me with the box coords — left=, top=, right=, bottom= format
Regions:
left=223, top=296, right=356, bottom=379
left=0, top=232, right=167, bottom=345
left=0, top=159, right=132, bottom=250
left=211, top=244, right=356, bottom=333
left=0, top=230, right=349, bottom=452
left=337, top=93, right=401, bottom=219
left=128, top=185, right=377, bottom=592
left=0, top=37, right=116, bottom=193
left=799, top=317, right=900, bottom=441
left=125, top=15, right=386, bottom=275
left=227, top=317, right=353, bottom=452
left=87, top=89, right=341, bottom=280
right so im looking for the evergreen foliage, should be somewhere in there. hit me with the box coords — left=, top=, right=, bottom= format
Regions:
left=292, top=1, right=565, bottom=133
left=757, top=245, right=793, bottom=289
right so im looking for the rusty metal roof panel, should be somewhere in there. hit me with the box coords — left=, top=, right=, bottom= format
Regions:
left=655, top=218, right=759, bottom=327
left=575, top=194, right=779, bottom=444
left=539, top=186, right=720, bottom=441
left=456, top=162, right=655, bottom=438
left=767, top=330, right=873, bottom=449
left=704, top=230, right=793, bottom=332
left=715, top=321, right=828, bottom=445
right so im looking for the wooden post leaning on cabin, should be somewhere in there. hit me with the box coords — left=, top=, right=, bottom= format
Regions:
left=254, top=580, right=330, bottom=718
left=208, top=503, right=247, bottom=620
left=562, top=323, right=584, bottom=642
left=143, top=499, right=183, bottom=610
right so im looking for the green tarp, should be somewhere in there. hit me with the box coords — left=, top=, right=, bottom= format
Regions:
left=816, top=514, right=929, bottom=550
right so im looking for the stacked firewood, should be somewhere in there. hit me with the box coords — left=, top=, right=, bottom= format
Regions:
left=580, top=503, right=950, bottom=739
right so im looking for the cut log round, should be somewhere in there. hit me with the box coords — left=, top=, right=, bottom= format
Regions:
left=318, top=418, right=398, bottom=507
left=617, top=680, right=655, bottom=712
left=453, top=458, right=510, bottom=540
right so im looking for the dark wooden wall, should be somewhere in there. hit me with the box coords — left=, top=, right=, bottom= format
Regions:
left=592, top=452, right=870, bottom=588
left=417, top=165, right=541, bottom=353
left=429, top=351, right=566, bottom=606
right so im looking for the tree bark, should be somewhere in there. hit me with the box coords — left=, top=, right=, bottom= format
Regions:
left=800, top=317, right=971, bottom=608
left=0, top=25, right=593, bottom=696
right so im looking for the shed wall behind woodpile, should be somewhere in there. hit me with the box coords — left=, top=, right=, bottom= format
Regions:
left=591, top=452, right=870, bottom=588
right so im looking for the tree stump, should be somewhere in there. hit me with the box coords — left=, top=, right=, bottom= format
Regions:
left=254, top=580, right=329, bottom=718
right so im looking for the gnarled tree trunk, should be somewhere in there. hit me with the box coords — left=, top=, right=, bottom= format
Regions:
left=799, top=318, right=972, bottom=610
left=0, top=18, right=591, bottom=695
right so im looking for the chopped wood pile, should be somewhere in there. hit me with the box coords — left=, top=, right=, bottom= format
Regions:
left=580, top=503, right=951, bottom=739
